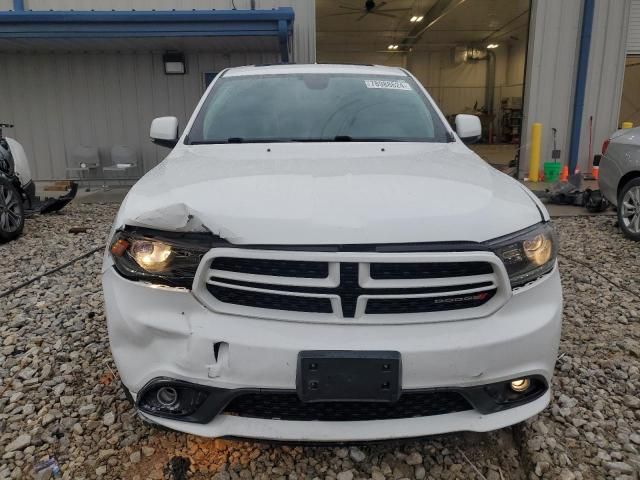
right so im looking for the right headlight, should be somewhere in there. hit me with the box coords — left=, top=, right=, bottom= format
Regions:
left=485, top=222, right=558, bottom=288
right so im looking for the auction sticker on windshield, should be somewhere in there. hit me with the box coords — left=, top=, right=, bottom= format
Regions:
left=364, top=79, right=412, bottom=90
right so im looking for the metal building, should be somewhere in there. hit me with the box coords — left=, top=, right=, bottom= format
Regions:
left=0, top=0, right=315, bottom=180
left=0, top=0, right=636, bottom=182
left=520, top=0, right=630, bottom=178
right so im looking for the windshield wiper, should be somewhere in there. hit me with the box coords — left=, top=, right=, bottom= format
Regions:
left=332, top=136, right=415, bottom=142
left=189, top=136, right=426, bottom=144
left=290, top=136, right=409, bottom=142
left=189, top=138, right=292, bottom=145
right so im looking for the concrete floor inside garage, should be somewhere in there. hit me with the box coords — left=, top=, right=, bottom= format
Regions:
left=0, top=203, right=638, bottom=479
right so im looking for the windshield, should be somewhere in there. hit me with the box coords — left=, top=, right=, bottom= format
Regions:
left=186, top=73, right=450, bottom=144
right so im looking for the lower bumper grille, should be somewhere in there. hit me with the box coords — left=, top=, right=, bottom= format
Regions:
left=223, top=391, right=472, bottom=421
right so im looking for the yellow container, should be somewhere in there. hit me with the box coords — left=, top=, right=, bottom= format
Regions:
left=622, top=121, right=634, bottom=129
left=528, top=122, right=542, bottom=182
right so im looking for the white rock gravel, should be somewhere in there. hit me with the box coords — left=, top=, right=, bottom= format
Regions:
left=1, top=206, right=639, bottom=479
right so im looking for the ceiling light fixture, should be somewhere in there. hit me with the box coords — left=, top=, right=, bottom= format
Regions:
left=486, top=43, right=499, bottom=49
left=410, top=15, right=424, bottom=22
left=388, top=44, right=399, bottom=50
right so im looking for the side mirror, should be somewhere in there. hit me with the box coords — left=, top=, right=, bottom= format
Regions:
left=150, top=116, right=179, bottom=148
left=455, top=114, right=482, bottom=144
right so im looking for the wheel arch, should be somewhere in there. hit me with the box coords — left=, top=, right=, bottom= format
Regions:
left=618, top=171, right=640, bottom=199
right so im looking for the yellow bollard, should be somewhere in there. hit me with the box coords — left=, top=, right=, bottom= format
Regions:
left=622, top=121, right=634, bottom=129
left=528, top=122, right=542, bottom=182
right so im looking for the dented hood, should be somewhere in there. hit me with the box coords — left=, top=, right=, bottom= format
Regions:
left=115, top=142, right=543, bottom=244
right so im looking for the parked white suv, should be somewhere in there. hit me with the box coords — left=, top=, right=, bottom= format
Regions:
left=103, top=64, right=562, bottom=441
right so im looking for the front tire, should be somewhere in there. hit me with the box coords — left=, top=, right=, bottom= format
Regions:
left=0, top=177, right=24, bottom=242
left=618, top=177, right=640, bottom=241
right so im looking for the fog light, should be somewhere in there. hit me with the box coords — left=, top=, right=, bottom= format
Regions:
left=156, top=387, right=178, bottom=407
left=138, top=380, right=209, bottom=419
left=510, top=378, right=530, bottom=392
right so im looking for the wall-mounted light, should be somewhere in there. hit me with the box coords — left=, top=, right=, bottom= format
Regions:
left=387, top=44, right=399, bottom=50
left=410, top=15, right=424, bottom=22
left=465, top=47, right=483, bottom=61
left=163, top=52, right=186, bottom=75
left=486, top=43, right=499, bottom=49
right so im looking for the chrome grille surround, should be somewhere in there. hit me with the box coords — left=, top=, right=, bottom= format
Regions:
left=191, top=248, right=512, bottom=324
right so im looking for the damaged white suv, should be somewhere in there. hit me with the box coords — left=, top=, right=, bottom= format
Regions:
left=103, top=64, right=562, bottom=441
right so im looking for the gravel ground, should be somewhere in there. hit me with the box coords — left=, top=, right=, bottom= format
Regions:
left=1, top=205, right=639, bottom=480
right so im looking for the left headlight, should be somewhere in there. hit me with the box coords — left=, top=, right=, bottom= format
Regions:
left=485, top=222, right=558, bottom=288
left=109, top=229, right=212, bottom=288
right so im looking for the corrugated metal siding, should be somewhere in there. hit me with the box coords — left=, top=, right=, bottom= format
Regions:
left=0, top=51, right=279, bottom=180
left=255, top=0, right=316, bottom=63
left=0, top=0, right=316, bottom=180
left=579, top=0, right=630, bottom=170
left=519, top=0, right=581, bottom=178
left=628, top=0, right=640, bottom=54
left=521, top=0, right=631, bottom=177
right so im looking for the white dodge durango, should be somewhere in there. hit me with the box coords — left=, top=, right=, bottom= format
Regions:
left=103, top=64, right=562, bottom=442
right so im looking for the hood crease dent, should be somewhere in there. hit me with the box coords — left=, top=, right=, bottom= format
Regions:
left=115, top=143, right=542, bottom=245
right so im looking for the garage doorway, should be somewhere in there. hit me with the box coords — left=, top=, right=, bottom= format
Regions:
left=316, top=0, right=531, bottom=175
left=620, top=57, right=640, bottom=128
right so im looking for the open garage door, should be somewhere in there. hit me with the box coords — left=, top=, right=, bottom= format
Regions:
left=621, top=0, right=640, bottom=128
left=316, top=0, right=531, bottom=174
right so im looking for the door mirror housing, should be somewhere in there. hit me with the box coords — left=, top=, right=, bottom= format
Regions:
left=150, top=117, right=179, bottom=148
left=455, top=114, right=482, bottom=144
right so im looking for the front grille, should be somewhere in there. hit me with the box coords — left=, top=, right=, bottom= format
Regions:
left=370, top=261, right=493, bottom=279
left=207, top=284, right=333, bottom=313
left=223, top=391, right=472, bottom=421
left=199, top=249, right=504, bottom=321
left=212, top=257, right=328, bottom=278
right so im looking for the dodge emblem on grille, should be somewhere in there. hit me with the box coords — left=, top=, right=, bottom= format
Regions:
left=433, top=292, right=490, bottom=304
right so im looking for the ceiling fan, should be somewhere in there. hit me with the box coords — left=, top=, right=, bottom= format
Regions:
left=327, top=0, right=411, bottom=21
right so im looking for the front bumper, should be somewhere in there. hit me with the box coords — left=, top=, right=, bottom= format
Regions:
left=103, top=265, right=562, bottom=441
left=141, top=390, right=551, bottom=442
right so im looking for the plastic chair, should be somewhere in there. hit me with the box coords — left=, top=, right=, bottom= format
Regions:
left=66, top=145, right=100, bottom=188
left=103, top=145, right=138, bottom=189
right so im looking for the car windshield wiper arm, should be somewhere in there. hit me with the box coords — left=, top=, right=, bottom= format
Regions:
left=291, top=136, right=411, bottom=142
left=189, top=138, right=292, bottom=144
left=332, top=136, right=415, bottom=142
left=189, top=136, right=430, bottom=144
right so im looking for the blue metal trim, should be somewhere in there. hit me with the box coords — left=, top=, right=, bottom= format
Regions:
left=0, top=8, right=294, bottom=40
left=278, top=18, right=289, bottom=63
left=0, top=9, right=294, bottom=23
left=568, top=0, right=594, bottom=174
left=12, top=0, right=24, bottom=12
